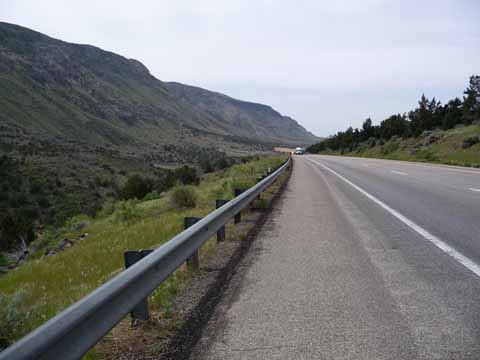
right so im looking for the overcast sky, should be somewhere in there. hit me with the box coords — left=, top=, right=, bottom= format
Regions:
left=1, top=0, right=479, bottom=136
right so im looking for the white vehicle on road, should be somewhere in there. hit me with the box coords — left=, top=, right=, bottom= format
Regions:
left=294, top=147, right=304, bottom=155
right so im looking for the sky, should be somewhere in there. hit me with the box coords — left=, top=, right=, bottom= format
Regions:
left=1, top=0, right=479, bottom=137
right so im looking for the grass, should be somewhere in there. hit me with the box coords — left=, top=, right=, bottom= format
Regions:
left=339, top=125, right=480, bottom=167
left=0, top=155, right=286, bottom=355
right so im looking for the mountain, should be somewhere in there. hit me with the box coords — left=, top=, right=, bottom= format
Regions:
left=0, top=21, right=319, bottom=225
left=164, top=82, right=319, bottom=146
left=0, top=22, right=318, bottom=158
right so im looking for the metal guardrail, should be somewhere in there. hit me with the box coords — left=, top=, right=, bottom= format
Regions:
left=0, top=157, right=290, bottom=360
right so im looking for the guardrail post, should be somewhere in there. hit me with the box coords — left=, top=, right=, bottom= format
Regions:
left=216, top=200, right=229, bottom=242
left=234, top=188, right=244, bottom=223
left=184, top=217, right=201, bottom=269
left=124, top=249, right=154, bottom=321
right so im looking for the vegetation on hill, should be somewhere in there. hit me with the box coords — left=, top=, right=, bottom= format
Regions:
left=0, top=22, right=315, bottom=255
left=0, top=155, right=286, bottom=352
left=0, top=22, right=315, bottom=151
left=0, top=153, right=255, bottom=257
left=328, top=125, right=480, bottom=166
left=307, top=75, right=480, bottom=166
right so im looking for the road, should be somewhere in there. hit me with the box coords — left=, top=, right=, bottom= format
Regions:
left=190, top=155, right=480, bottom=359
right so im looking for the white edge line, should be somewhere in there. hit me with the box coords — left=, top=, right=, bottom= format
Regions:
left=391, top=170, right=408, bottom=176
left=469, top=188, right=480, bottom=192
left=307, top=158, right=480, bottom=278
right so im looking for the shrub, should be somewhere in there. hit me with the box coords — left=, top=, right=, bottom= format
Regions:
left=0, top=209, right=35, bottom=251
left=173, top=165, right=199, bottom=185
left=462, top=136, right=480, bottom=149
left=0, top=253, right=7, bottom=267
left=200, top=159, right=214, bottom=173
left=0, top=287, right=34, bottom=350
left=230, top=177, right=255, bottom=192
left=113, top=200, right=140, bottom=223
left=213, top=157, right=231, bottom=170
left=64, top=214, right=90, bottom=233
left=118, top=175, right=153, bottom=200
left=96, top=198, right=116, bottom=218
left=170, top=185, right=197, bottom=208
left=143, top=191, right=161, bottom=201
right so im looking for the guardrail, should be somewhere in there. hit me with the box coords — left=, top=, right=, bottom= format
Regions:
left=0, top=157, right=291, bottom=360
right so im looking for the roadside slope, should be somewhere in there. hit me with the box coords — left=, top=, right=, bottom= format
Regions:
left=315, top=124, right=480, bottom=167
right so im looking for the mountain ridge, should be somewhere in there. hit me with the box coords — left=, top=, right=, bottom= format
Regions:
left=0, top=21, right=318, bottom=152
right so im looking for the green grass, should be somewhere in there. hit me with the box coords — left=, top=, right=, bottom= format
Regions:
left=0, top=155, right=286, bottom=353
left=341, top=125, right=480, bottom=167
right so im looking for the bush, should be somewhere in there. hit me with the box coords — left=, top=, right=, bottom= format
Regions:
left=0, top=209, right=35, bottom=251
left=213, top=157, right=231, bottom=170
left=143, top=191, right=161, bottom=201
left=170, top=185, right=197, bottom=208
left=230, top=177, right=255, bottom=192
left=96, top=198, right=116, bottom=218
left=113, top=200, right=140, bottom=223
left=173, top=166, right=199, bottom=185
left=0, top=287, right=34, bottom=350
left=200, top=159, right=214, bottom=173
left=462, top=136, right=480, bottom=149
left=0, top=253, right=7, bottom=267
left=119, top=175, right=153, bottom=200
left=63, top=214, right=90, bottom=233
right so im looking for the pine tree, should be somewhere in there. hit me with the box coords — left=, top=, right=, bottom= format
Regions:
left=463, top=75, right=480, bottom=124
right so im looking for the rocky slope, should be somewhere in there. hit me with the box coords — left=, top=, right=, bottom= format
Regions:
left=0, top=22, right=318, bottom=156
left=164, top=82, right=319, bottom=146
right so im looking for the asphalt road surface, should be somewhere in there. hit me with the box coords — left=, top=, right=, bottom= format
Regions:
left=190, top=155, right=480, bottom=360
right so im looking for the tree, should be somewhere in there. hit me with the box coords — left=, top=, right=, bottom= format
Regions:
left=410, top=94, right=435, bottom=135
left=0, top=209, right=35, bottom=251
left=361, top=118, right=374, bottom=141
left=442, top=98, right=463, bottom=129
left=463, top=75, right=480, bottom=124
left=118, top=175, right=153, bottom=200
left=173, top=165, right=199, bottom=185
left=379, top=114, right=409, bottom=140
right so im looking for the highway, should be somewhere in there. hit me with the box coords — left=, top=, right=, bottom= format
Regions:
left=190, top=155, right=480, bottom=359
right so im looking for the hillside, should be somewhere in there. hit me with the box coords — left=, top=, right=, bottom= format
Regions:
left=164, top=82, right=319, bottom=146
left=331, top=125, right=480, bottom=167
left=307, top=75, right=480, bottom=167
left=0, top=22, right=317, bottom=153
left=0, top=21, right=316, bottom=225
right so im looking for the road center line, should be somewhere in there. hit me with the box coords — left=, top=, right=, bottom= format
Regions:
left=391, top=170, right=408, bottom=176
left=470, top=188, right=480, bottom=192
left=307, top=158, right=480, bottom=278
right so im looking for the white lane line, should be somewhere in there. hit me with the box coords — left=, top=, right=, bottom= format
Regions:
left=470, top=188, right=480, bottom=192
left=391, top=170, right=408, bottom=176
left=314, top=154, right=480, bottom=175
left=307, top=158, right=480, bottom=278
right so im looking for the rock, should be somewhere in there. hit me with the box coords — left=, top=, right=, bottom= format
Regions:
left=426, top=133, right=442, bottom=144
left=462, top=136, right=480, bottom=149
left=455, top=124, right=465, bottom=129
left=421, top=130, right=432, bottom=138
left=366, top=137, right=376, bottom=148
left=73, top=221, right=88, bottom=231
left=57, top=238, right=73, bottom=250
left=44, top=249, right=57, bottom=257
